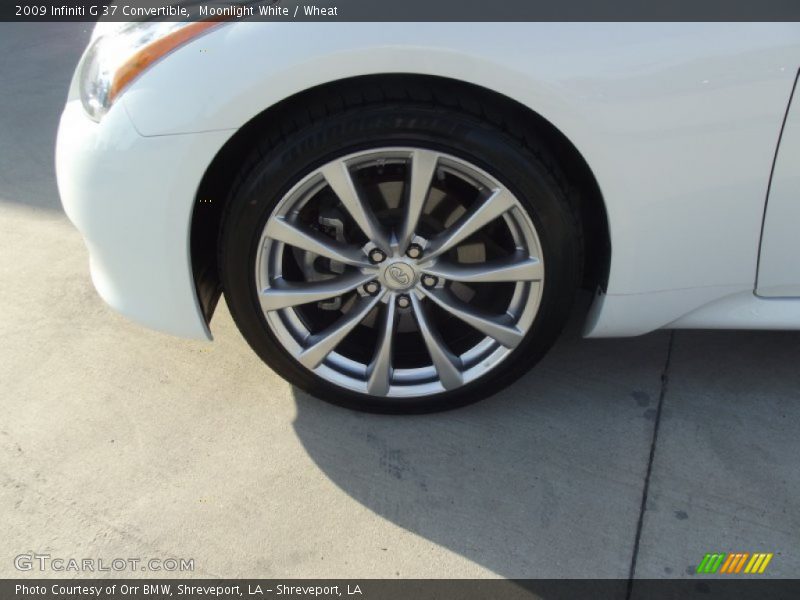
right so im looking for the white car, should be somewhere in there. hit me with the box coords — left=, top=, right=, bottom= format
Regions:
left=56, top=22, right=800, bottom=412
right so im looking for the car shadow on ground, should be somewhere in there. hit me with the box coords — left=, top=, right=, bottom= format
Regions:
left=289, top=308, right=800, bottom=581
left=288, top=304, right=673, bottom=579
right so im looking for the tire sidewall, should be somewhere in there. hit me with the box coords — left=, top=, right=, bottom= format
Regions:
left=220, top=104, right=580, bottom=413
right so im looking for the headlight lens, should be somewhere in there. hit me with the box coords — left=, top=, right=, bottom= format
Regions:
left=79, top=21, right=219, bottom=122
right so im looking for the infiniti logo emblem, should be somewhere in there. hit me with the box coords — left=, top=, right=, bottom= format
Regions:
left=383, top=262, right=416, bottom=290
left=388, top=266, right=411, bottom=286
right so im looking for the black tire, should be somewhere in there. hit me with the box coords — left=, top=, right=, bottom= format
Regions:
left=219, top=85, right=582, bottom=413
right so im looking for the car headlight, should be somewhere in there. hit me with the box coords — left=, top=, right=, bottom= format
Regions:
left=79, top=21, right=220, bottom=122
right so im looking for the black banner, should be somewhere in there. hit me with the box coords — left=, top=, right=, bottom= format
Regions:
left=4, top=579, right=800, bottom=600
left=4, top=0, right=800, bottom=22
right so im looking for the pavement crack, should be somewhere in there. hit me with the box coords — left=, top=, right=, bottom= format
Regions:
left=626, top=331, right=675, bottom=598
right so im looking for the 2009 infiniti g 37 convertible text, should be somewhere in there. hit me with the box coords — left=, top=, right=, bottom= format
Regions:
left=56, top=22, right=800, bottom=412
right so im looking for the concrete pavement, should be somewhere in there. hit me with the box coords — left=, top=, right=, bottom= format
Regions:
left=0, top=22, right=798, bottom=589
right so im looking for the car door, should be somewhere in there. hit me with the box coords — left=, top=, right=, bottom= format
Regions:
left=757, top=71, right=800, bottom=297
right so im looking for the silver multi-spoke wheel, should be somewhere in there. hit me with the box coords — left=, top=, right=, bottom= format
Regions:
left=220, top=85, right=582, bottom=411
left=255, top=148, right=545, bottom=398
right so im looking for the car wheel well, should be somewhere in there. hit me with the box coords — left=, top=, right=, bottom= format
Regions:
left=191, top=74, right=610, bottom=325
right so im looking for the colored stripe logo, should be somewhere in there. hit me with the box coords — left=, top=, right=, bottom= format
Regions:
left=696, top=552, right=773, bottom=574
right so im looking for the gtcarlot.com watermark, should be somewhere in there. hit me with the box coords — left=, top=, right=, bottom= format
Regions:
left=14, top=553, right=194, bottom=573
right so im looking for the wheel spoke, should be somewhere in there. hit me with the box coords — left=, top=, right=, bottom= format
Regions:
left=298, top=294, right=382, bottom=369
left=398, top=149, right=439, bottom=251
left=366, top=300, right=396, bottom=395
left=420, top=287, right=523, bottom=348
left=409, top=294, right=463, bottom=390
left=265, top=216, right=372, bottom=268
left=425, top=188, right=516, bottom=260
left=320, top=160, right=389, bottom=252
left=259, top=272, right=373, bottom=312
left=424, top=254, right=543, bottom=283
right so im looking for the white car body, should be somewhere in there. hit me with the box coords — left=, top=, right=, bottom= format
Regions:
left=57, top=22, right=800, bottom=341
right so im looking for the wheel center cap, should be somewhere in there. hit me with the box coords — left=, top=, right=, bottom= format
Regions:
left=381, top=261, right=417, bottom=290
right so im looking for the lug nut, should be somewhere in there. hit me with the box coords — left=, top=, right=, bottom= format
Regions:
left=368, top=249, right=387, bottom=264
left=406, top=244, right=423, bottom=259
left=364, top=281, right=381, bottom=296
left=396, top=294, right=411, bottom=309
left=421, top=275, right=438, bottom=288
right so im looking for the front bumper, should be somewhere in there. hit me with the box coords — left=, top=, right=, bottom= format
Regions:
left=56, top=100, right=234, bottom=340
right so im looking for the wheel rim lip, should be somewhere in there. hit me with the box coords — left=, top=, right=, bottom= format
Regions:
left=255, top=146, right=545, bottom=398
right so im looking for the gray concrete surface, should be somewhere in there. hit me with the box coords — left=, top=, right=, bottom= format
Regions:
left=0, top=22, right=798, bottom=588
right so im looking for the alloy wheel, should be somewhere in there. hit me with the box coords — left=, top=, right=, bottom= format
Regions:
left=255, top=147, right=545, bottom=398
